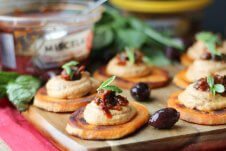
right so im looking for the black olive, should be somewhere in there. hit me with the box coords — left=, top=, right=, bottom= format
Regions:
left=149, top=108, right=180, bottom=129
left=130, top=82, right=150, bottom=101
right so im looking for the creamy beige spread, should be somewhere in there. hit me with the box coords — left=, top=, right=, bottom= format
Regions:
left=178, top=84, right=226, bottom=112
left=187, top=40, right=226, bottom=60
left=46, top=72, right=100, bottom=99
left=83, top=101, right=137, bottom=126
left=186, top=59, right=226, bottom=82
left=106, top=57, right=150, bottom=78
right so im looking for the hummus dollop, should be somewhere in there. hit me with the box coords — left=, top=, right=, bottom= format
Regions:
left=187, top=40, right=226, bottom=60
left=84, top=90, right=137, bottom=125
left=84, top=101, right=136, bottom=125
left=46, top=72, right=100, bottom=99
left=178, top=83, right=226, bottom=112
left=106, top=53, right=150, bottom=78
left=186, top=59, right=226, bottom=82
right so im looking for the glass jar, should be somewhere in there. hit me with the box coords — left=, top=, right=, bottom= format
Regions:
left=0, top=0, right=103, bottom=76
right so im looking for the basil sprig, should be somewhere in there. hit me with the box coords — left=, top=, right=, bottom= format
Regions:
left=207, top=75, right=225, bottom=96
left=125, top=47, right=135, bottom=64
left=97, top=76, right=122, bottom=93
left=0, top=72, right=41, bottom=111
left=196, top=32, right=222, bottom=56
left=62, top=61, right=79, bottom=79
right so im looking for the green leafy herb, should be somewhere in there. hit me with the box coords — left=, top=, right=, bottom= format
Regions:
left=62, top=61, right=79, bottom=79
left=6, top=75, right=40, bottom=111
left=207, top=75, right=225, bottom=96
left=196, top=32, right=222, bottom=56
left=125, top=47, right=135, bottom=64
left=0, top=72, right=19, bottom=98
left=142, top=49, right=171, bottom=66
left=97, top=76, right=122, bottom=93
left=92, top=6, right=184, bottom=65
left=0, top=72, right=41, bottom=111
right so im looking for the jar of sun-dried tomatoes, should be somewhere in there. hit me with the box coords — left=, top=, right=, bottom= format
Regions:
left=0, top=0, right=102, bottom=77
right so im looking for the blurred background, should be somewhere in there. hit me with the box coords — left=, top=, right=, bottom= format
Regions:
left=0, top=0, right=226, bottom=77
left=202, top=0, right=226, bottom=35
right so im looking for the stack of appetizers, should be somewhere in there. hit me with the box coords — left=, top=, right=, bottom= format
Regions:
left=66, top=76, right=150, bottom=139
left=32, top=57, right=181, bottom=140
left=32, top=32, right=226, bottom=141
left=34, top=61, right=100, bottom=112
left=174, top=32, right=226, bottom=89
left=169, top=75, right=226, bottom=125
left=169, top=32, right=226, bottom=126
left=180, top=32, right=226, bottom=66
left=94, top=48, right=170, bottom=89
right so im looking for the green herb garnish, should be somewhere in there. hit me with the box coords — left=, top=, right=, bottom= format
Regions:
left=92, top=6, right=184, bottom=66
left=196, top=32, right=222, bottom=56
left=0, top=72, right=41, bottom=111
left=97, top=76, right=122, bottom=93
left=62, top=61, right=79, bottom=79
left=125, top=47, right=135, bottom=64
left=207, top=75, right=225, bottom=96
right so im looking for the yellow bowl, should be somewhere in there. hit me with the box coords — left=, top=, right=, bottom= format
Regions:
left=110, top=0, right=212, bottom=13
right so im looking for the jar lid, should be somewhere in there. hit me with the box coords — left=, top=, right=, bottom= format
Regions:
left=0, top=0, right=103, bottom=29
left=110, top=0, right=212, bottom=13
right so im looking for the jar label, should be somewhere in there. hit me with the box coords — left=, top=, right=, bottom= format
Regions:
left=32, top=29, right=93, bottom=69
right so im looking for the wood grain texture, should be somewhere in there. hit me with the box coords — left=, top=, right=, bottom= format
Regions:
left=22, top=65, right=226, bottom=151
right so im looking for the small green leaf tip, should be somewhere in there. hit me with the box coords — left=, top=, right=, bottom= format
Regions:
left=97, top=76, right=122, bottom=93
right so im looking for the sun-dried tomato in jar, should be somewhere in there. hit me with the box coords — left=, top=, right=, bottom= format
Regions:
left=0, top=1, right=102, bottom=79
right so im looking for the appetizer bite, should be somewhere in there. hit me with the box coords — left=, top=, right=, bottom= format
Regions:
left=66, top=76, right=149, bottom=140
left=181, top=32, right=226, bottom=66
left=34, top=61, right=100, bottom=112
left=169, top=75, right=226, bottom=125
left=174, top=33, right=226, bottom=89
left=94, top=48, right=170, bottom=89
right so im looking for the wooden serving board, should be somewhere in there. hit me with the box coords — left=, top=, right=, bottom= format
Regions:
left=22, top=66, right=226, bottom=151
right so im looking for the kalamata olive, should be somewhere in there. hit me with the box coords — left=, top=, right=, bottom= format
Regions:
left=165, top=46, right=181, bottom=61
left=130, top=82, right=150, bottom=101
left=149, top=108, right=180, bottom=129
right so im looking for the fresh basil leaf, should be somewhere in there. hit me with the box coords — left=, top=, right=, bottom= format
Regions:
left=62, top=61, right=79, bottom=69
left=97, top=76, right=116, bottom=91
left=102, top=85, right=122, bottom=93
left=0, top=85, right=6, bottom=98
left=143, top=49, right=171, bottom=66
left=93, top=26, right=114, bottom=50
left=144, top=28, right=184, bottom=51
left=0, top=72, right=19, bottom=85
left=62, top=61, right=78, bottom=78
left=128, top=17, right=184, bottom=51
left=128, top=17, right=145, bottom=32
left=116, top=29, right=147, bottom=49
left=207, top=75, right=214, bottom=87
left=196, top=32, right=222, bottom=56
left=211, top=89, right=216, bottom=96
left=196, top=32, right=213, bottom=42
left=6, top=75, right=41, bottom=111
left=125, top=47, right=135, bottom=64
left=214, top=84, right=225, bottom=93
left=206, top=43, right=221, bottom=56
